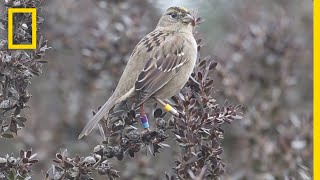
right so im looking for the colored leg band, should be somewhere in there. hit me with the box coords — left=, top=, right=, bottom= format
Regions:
left=164, top=104, right=179, bottom=116
left=140, top=115, right=149, bottom=129
left=164, top=104, right=172, bottom=112
left=142, top=122, right=149, bottom=129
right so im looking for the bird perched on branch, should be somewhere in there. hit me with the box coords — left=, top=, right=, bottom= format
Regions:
left=79, top=6, right=197, bottom=139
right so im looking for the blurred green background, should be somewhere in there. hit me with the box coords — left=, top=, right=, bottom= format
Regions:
left=0, top=0, right=312, bottom=179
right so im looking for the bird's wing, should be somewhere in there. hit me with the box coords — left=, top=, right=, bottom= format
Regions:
left=134, top=35, right=189, bottom=106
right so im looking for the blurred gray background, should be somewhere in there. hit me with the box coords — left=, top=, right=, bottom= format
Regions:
left=0, top=0, right=312, bottom=179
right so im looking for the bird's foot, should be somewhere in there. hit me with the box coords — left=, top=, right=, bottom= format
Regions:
left=142, top=128, right=150, bottom=134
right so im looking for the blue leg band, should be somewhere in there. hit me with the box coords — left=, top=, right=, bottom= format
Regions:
left=140, top=115, right=149, bottom=129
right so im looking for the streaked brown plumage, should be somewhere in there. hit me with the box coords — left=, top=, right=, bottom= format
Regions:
left=79, top=6, right=197, bottom=139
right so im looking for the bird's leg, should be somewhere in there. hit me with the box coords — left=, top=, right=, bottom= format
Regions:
left=155, top=97, right=179, bottom=117
left=140, top=103, right=150, bottom=132
left=140, top=103, right=145, bottom=116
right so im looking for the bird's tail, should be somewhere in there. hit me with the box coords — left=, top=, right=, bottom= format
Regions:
left=78, top=96, right=116, bottom=139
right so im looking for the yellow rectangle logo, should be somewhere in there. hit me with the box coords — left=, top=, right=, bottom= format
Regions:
left=314, top=1, right=319, bottom=179
left=7, top=8, right=37, bottom=49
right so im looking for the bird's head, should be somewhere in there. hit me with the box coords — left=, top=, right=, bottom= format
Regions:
left=156, top=6, right=195, bottom=32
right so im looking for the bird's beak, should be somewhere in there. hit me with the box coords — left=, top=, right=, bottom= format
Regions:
left=182, top=14, right=195, bottom=25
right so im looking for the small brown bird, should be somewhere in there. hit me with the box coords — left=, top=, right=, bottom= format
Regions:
left=79, top=6, right=197, bottom=139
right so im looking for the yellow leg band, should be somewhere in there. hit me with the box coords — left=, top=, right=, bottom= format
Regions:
left=163, top=104, right=179, bottom=116
left=164, top=104, right=172, bottom=112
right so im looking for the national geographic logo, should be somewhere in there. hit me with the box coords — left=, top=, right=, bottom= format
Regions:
left=7, top=8, right=37, bottom=49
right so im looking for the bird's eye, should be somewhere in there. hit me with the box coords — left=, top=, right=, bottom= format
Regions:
left=170, top=13, right=177, bottom=19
